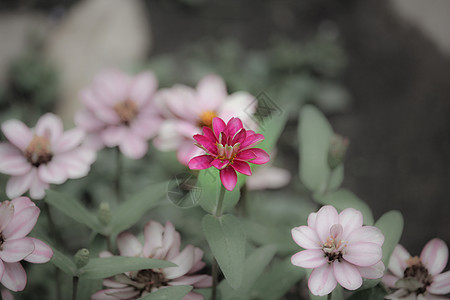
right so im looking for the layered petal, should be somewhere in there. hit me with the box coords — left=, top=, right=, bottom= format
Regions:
left=308, top=264, right=337, bottom=296
left=347, top=226, right=384, bottom=246
left=420, top=238, right=448, bottom=275
left=52, top=128, right=85, bottom=154
left=0, top=201, right=14, bottom=232
left=343, top=242, right=382, bottom=267
left=219, top=167, right=237, bottom=191
left=357, top=260, right=385, bottom=279
left=1, top=119, right=33, bottom=151
left=388, top=244, right=411, bottom=278
left=34, top=113, right=63, bottom=143
left=291, top=226, right=321, bottom=250
left=24, top=238, right=53, bottom=263
left=129, top=71, right=157, bottom=106
left=0, top=144, right=32, bottom=176
left=117, top=232, right=143, bottom=257
left=231, top=160, right=252, bottom=176
left=5, top=170, right=35, bottom=199
left=188, top=155, right=214, bottom=170
left=1, top=262, right=27, bottom=292
left=143, top=221, right=164, bottom=258
left=339, top=208, right=363, bottom=238
left=315, top=206, right=339, bottom=244
left=0, top=238, right=34, bottom=263
left=2, top=206, right=39, bottom=240
left=291, top=250, right=327, bottom=269
left=164, top=245, right=195, bottom=280
left=333, top=260, right=363, bottom=291
left=428, top=270, right=450, bottom=295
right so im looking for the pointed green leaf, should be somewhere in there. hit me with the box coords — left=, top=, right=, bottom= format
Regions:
left=218, top=245, right=277, bottom=300
left=202, top=214, right=245, bottom=289
left=78, top=256, right=175, bottom=279
left=44, top=189, right=103, bottom=232
left=196, top=170, right=240, bottom=214
left=111, top=181, right=167, bottom=234
left=313, top=189, right=374, bottom=225
left=50, top=247, right=76, bottom=276
left=139, top=285, right=193, bottom=300
left=298, top=105, right=343, bottom=193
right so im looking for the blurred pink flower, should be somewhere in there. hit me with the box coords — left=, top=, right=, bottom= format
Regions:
left=1, top=289, right=13, bottom=300
left=246, top=150, right=290, bottom=191
left=92, top=220, right=211, bottom=300
left=291, top=205, right=385, bottom=296
left=0, top=113, right=96, bottom=199
left=75, top=70, right=161, bottom=159
left=154, top=74, right=256, bottom=165
left=188, top=117, right=270, bottom=191
left=382, top=238, right=450, bottom=300
left=0, top=197, right=53, bottom=292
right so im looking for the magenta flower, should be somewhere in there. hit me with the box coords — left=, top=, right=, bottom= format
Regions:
left=188, top=117, right=270, bottom=191
left=154, top=74, right=257, bottom=165
left=291, top=205, right=385, bottom=296
left=75, top=69, right=161, bottom=159
left=92, top=220, right=211, bottom=300
left=382, top=238, right=450, bottom=299
left=0, top=197, right=53, bottom=292
left=0, top=113, right=96, bottom=199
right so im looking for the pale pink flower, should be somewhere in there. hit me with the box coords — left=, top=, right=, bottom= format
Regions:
left=382, top=238, right=450, bottom=300
left=188, top=117, right=270, bottom=191
left=0, top=113, right=96, bottom=199
left=0, top=197, right=53, bottom=292
left=92, top=220, right=211, bottom=300
left=75, top=69, right=161, bottom=159
left=154, top=74, right=257, bottom=165
left=291, top=205, right=385, bottom=296
left=1, top=289, right=14, bottom=300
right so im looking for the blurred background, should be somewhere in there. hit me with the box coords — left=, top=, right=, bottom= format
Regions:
left=0, top=0, right=449, bottom=293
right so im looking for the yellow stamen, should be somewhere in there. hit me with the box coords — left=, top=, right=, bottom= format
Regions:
left=198, top=110, right=217, bottom=128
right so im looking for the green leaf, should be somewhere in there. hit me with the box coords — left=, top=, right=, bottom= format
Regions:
left=78, top=257, right=176, bottom=279
left=218, top=245, right=277, bottom=300
left=196, top=170, right=240, bottom=214
left=50, top=247, right=76, bottom=276
left=313, top=189, right=374, bottom=225
left=202, top=214, right=246, bottom=289
left=139, top=285, right=193, bottom=300
left=44, top=189, right=103, bottom=233
left=298, top=105, right=343, bottom=193
left=250, top=257, right=305, bottom=300
left=111, top=181, right=167, bottom=234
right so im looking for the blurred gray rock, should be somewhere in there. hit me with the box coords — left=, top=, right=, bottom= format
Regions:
left=45, top=0, right=151, bottom=124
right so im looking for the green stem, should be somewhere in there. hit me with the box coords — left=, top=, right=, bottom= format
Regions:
left=211, top=184, right=226, bottom=300
left=115, top=147, right=123, bottom=203
left=72, top=276, right=79, bottom=300
left=215, top=184, right=226, bottom=217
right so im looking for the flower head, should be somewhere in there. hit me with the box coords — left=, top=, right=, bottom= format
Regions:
left=188, top=117, right=270, bottom=191
left=382, top=238, right=450, bottom=299
left=0, top=197, right=53, bottom=292
left=92, top=220, right=211, bottom=300
left=75, top=69, right=161, bottom=159
left=291, top=205, right=385, bottom=296
left=154, top=74, right=257, bottom=165
left=0, top=113, right=96, bottom=199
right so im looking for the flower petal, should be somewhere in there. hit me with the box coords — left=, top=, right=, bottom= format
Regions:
left=339, top=208, right=363, bottom=238
left=1, top=262, right=27, bottom=292
left=420, top=238, right=448, bottom=275
left=28, top=175, right=49, bottom=200
left=382, top=274, right=400, bottom=288
left=197, top=74, right=227, bottom=111
left=38, top=162, right=67, bottom=184
left=291, top=249, right=327, bottom=269
left=34, top=113, right=63, bottom=143
left=1, top=120, right=33, bottom=151
left=169, top=274, right=211, bottom=287
left=1, top=289, right=14, bottom=300
left=129, top=71, right=157, bottom=106
left=143, top=220, right=164, bottom=258
left=52, top=128, right=85, bottom=154
left=211, top=159, right=229, bottom=170
left=388, top=244, right=411, bottom=278
left=291, top=226, right=322, bottom=250
left=51, top=147, right=95, bottom=179
left=428, top=270, right=450, bottom=295
left=308, top=264, right=337, bottom=296
left=357, top=260, right=385, bottom=279
left=315, top=206, right=339, bottom=244
left=220, top=167, right=237, bottom=191
left=10, top=197, right=35, bottom=214
left=225, top=118, right=243, bottom=137
left=24, top=238, right=53, bottom=263
left=212, top=118, right=226, bottom=138
left=240, top=132, right=265, bottom=150
left=346, top=226, right=384, bottom=246
left=246, top=166, right=291, bottom=190
left=333, top=260, right=363, bottom=291
left=343, top=242, right=382, bottom=267
left=74, top=109, right=105, bottom=131
left=193, top=134, right=217, bottom=155
left=164, top=245, right=195, bottom=280
left=2, top=206, right=39, bottom=240
left=0, top=201, right=15, bottom=232
left=308, top=213, right=317, bottom=229
left=231, top=160, right=252, bottom=176
left=0, top=238, right=35, bottom=263
left=119, top=133, right=148, bottom=159
left=117, top=232, right=142, bottom=257
left=188, top=155, right=214, bottom=170
left=0, top=144, right=31, bottom=176
left=5, top=169, right=36, bottom=199
left=246, top=148, right=270, bottom=165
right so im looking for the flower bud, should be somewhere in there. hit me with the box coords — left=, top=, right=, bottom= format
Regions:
left=327, top=134, right=349, bottom=170
left=74, top=248, right=90, bottom=268
left=97, top=202, right=112, bottom=226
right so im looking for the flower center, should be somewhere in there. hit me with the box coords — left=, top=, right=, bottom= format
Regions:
left=403, top=256, right=433, bottom=294
left=0, top=233, right=5, bottom=250
left=198, top=110, right=217, bottom=128
left=24, top=135, right=53, bottom=167
left=322, top=224, right=347, bottom=263
left=216, top=143, right=240, bottom=163
left=114, top=99, right=138, bottom=125
left=132, top=269, right=168, bottom=294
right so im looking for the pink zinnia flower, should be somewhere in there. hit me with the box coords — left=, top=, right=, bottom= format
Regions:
left=154, top=74, right=257, bottom=165
left=0, top=197, right=53, bottom=292
left=291, top=205, right=385, bottom=296
left=188, top=117, right=270, bottom=191
left=92, top=220, right=211, bottom=300
left=382, top=238, right=450, bottom=299
left=75, top=70, right=161, bottom=159
left=0, top=113, right=96, bottom=199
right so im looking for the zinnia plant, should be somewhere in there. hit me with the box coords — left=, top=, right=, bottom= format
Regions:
left=154, top=74, right=256, bottom=165
left=291, top=205, right=385, bottom=296
left=75, top=70, right=161, bottom=159
left=188, top=117, right=269, bottom=191
left=92, top=220, right=211, bottom=300
left=0, top=197, right=53, bottom=292
left=382, top=238, right=450, bottom=299
left=0, top=113, right=96, bottom=199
